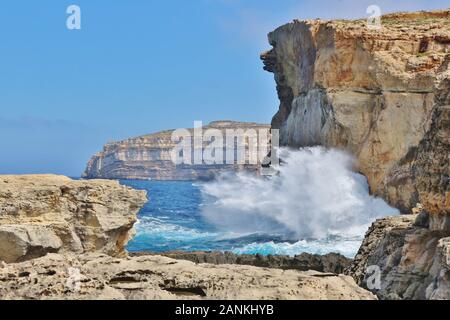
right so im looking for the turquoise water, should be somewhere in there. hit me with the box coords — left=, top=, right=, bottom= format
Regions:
left=122, top=180, right=365, bottom=258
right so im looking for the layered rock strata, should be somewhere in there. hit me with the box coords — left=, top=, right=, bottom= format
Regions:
left=261, top=9, right=450, bottom=213
left=83, top=121, right=271, bottom=181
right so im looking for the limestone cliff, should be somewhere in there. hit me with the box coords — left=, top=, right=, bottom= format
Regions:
left=83, top=121, right=271, bottom=181
left=261, top=9, right=450, bottom=213
left=0, top=175, right=147, bottom=263
left=263, top=9, right=450, bottom=300
left=345, top=99, right=449, bottom=299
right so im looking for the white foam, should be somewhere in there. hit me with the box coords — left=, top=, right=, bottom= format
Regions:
left=231, top=237, right=363, bottom=258
left=136, top=216, right=218, bottom=241
left=200, top=147, right=398, bottom=240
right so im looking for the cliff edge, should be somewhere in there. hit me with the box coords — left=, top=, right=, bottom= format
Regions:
left=261, top=9, right=450, bottom=300
left=261, top=9, right=450, bottom=213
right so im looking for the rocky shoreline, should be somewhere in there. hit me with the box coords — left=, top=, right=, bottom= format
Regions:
left=0, top=175, right=375, bottom=300
left=345, top=214, right=450, bottom=299
left=259, top=8, right=450, bottom=299
left=0, top=175, right=147, bottom=263
left=130, top=251, right=352, bottom=274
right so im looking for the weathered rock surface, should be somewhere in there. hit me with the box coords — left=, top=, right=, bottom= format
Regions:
left=412, top=103, right=450, bottom=219
left=345, top=214, right=450, bottom=300
left=0, top=175, right=147, bottom=263
left=262, top=9, right=450, bottom=213
left=0, top=175, right=375, bottom=300
left=132, top=251, right=352, bottom=274
left=83, top=121, right=271, bottom=181
left=0, top=253, right=376, bottom=300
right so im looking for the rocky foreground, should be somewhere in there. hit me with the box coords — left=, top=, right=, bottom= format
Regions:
left=345, top=214, right=450, bottom=300
left=0, top=253, right=375, bottom=300
left=132, top=251, right=352, bottom=274
left=0, top=175, right=375, bottom=300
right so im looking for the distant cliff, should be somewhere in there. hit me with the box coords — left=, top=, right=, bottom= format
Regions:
left=83, top=121, right=271, bottom=180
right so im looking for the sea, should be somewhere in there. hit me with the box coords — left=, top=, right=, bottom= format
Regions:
left=123, top=148, right=399, bottom=259
left=123, top=181, right=367, bottom=259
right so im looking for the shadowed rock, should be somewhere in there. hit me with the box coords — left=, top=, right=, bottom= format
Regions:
left=131, top=251, right=352, bottom=274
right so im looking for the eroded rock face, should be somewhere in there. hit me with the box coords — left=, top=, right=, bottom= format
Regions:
left=345, top=64, right=449, bottom=299
left=83, top=121, right=271, bottom=181
left=413, top=103, right=450, bottom=219
left=0, top=175, right=147, bottom=263
left=345, top=214, right=450, bottom=300
left=0, top=253, right=376, bottom=300
left=262, top=10, right=450, bottom=213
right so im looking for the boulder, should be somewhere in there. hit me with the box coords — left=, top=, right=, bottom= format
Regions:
left=0, top=175, right=147, bottom=263
left=345, top=215, right=450, bottom=299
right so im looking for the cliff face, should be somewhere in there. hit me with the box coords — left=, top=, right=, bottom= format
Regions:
left=0, top=175, right=147, bottom=263
left=261, top=9, right=450, bottom=213
left=83, top=121, right=271, bottom=181
left=345, top=101, right=449, bottom=299
left=263, top=9, right=450, bottom=300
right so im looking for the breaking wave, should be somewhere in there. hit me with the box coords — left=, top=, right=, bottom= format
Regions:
left=200, top=147, right=399, bottom=241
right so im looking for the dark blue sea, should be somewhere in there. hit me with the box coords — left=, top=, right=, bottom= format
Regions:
left=121, top=180, right=366, bottom=258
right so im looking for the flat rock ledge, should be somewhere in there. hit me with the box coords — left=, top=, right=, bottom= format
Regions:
left=131, top=251, right=352, bottom=274
left=0, top=253, right=376, bottom=300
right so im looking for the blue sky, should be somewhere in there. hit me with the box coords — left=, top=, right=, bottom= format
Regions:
left=0, top=0, right=447, bottom=176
